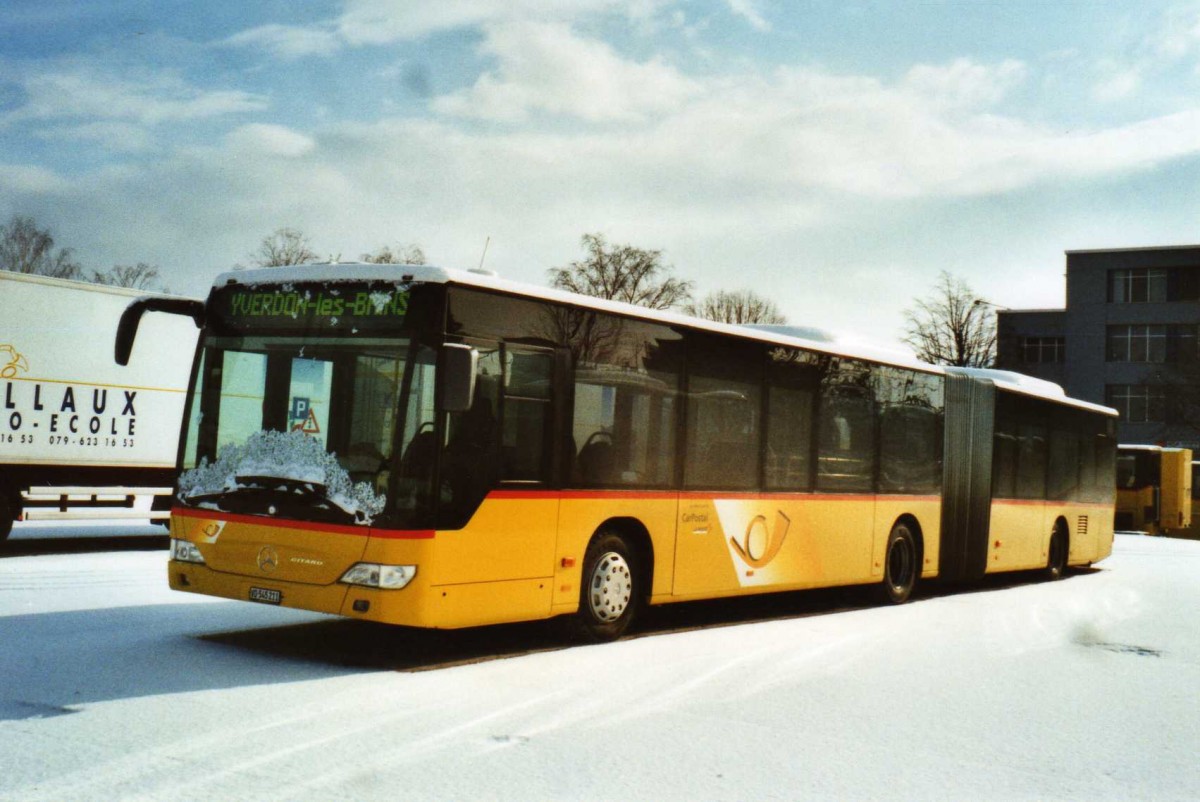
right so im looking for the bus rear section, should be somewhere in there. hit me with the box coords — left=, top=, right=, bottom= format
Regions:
left=940, top=369, right=1117, bottom=583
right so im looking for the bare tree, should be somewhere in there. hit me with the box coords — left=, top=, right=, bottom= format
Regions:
left=361, top=244, right=427, bottom=265
left=549, top=233, right=693, bottom=310
left=0, top=215, right=82, bottom=279
left=92, top=263, right=167, bottom=292
left=683, top=289, right=786, bottom=325
left=902, top=271, right=996, bottom=367
left=252, top=227, right=319, bottom=267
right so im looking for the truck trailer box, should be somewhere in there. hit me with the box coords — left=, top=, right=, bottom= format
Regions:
left=1, top=271, right=199, bottom=537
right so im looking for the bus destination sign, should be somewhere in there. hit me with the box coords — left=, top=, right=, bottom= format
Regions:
left=211, top=282, right=412, bottom=333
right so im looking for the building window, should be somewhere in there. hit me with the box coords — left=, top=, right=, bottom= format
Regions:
left=1107, top=325, right=1166, bottom=362
left=1020, top=336, right=1065, bottom=363
left=1108, top=268, right=1168, bottom=303
left=1105, top=384, right=1166, bottom=423
left=1106, top=325, right=1197, bottom=363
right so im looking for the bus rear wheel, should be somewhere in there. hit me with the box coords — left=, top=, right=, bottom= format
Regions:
left=570, top=530, right=640, bottom=643
left=1043, top=525, right=1068, bottom=581
left=879, top=521, right=918, bottom=604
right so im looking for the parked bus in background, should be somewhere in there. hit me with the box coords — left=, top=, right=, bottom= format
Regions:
left=116, top=265, right=1118, bottom=641
left=1188, top=460, right=1200, bottom=541
left=1115, top=445, right=1192, bottom=536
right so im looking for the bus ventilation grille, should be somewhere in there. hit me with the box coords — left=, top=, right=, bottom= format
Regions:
left=1078, top=515, right=1089, bottom=535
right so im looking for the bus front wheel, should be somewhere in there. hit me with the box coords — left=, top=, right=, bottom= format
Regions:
left=879, top=521, right=918, bottom=604
left=570, top=530, right=640, bottom=643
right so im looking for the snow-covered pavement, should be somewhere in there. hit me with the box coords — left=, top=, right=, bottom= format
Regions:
left=1, top=534, right=1197, bottom=801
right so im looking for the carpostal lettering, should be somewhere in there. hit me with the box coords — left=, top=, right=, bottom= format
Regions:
left=2, top=380, right=139, bottom=448
left=228, top=289, right=408, bottom=321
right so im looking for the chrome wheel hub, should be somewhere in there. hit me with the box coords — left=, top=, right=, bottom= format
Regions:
left=588, top=551, right=632, bottom=623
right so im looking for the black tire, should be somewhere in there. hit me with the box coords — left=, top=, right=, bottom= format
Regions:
left=0, top=491, right=14, bottom=541
left=569, top=530, right=640, bottom=643
left=1043, top=524, right=1068, bottom=581
left=879, top=521, right=918, bottom=604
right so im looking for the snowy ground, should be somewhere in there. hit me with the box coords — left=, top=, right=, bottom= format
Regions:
left=1, top=533, right=1197, bottom=802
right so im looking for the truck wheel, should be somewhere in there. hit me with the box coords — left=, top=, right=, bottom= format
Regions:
left=569, top=530, right=640, bottom=643
left=0, top=492, right=14, bottom=541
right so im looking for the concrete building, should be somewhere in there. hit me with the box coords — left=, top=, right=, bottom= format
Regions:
left=996, top=245, right=1200, bottom=449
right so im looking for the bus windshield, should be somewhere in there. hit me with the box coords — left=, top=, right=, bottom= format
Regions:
left=177, top=334, right=437, bottom=528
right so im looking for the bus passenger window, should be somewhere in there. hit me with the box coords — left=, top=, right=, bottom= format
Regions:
left=765, top=347, right=821, bottom=491
left=501, top=349, right=552, bottom=482
left=573, top=376, right=677, bottom=487
left=569, top=314, right=680, bottom=489
left=816, top=380, right=876, bottom=493
left=684, top=337, right=761, bottom=490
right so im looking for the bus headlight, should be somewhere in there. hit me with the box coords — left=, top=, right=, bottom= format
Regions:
left=339, top=563, right=416, bottom=590
left=170, top=538, right=206, bottom=564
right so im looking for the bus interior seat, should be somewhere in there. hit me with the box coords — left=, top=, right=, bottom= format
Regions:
left=578, top=433, right=615, bottom=485
left=400, top=428, right=438, bottom=479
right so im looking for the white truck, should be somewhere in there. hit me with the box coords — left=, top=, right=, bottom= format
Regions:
left=0, top=271, right=200, bottom=538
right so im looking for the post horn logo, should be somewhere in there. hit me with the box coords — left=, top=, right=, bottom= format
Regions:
left=257, top=545, right=279, bottom=573
left=1, top=344, right=29, bottom=379
left=199, top=521, right=227, bottom=543
left=730, top=510, right=790, bottom=569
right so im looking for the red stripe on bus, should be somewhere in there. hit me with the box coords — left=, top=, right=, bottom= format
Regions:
left=366, top=528, right=436, bottom=540
left=170, top=507, right=434, bottom=539
left=488, top=489, right=679, bottom=501
left=486, top=490, right=941, bottom=503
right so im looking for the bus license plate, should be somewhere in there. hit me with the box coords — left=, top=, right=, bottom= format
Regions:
left=249, top=587, right=282, bottom=605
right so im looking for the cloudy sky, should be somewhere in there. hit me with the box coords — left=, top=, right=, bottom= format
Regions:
left=3, top=1, right=1200, bottom=345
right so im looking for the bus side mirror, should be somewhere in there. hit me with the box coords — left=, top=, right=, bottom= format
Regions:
left=440, top=344, right=478, bottom=413
left=115, top=297, right=206, bottom=366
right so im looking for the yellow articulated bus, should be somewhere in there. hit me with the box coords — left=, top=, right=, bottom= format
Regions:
left=1115, top=445, right=1192, bottom=536
left=116, top=265, right=1117, bottom=641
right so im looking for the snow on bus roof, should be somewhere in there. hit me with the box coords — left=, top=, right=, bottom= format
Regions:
left=214, top=263, right=1113, bottom=414
left=1117, top=444, right=1194, bottom=452
left=945, top=366, right=1117, bottom=416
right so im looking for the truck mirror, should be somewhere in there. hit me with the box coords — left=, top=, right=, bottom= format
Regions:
left=115, top=297, right=206, bottom=366
left=440, top=343, right=478, bottom=413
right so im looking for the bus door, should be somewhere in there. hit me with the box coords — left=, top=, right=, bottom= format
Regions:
left=434, top=343, right=561, bottom=589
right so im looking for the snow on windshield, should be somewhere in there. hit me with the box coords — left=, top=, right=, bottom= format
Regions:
left=177, top=429, right=386, bottom=524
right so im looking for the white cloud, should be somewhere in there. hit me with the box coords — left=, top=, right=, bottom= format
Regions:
left=39, top=121, right=155, bottom=153
left=1087, top=4, right=1200, bottom=102
left=6, top=43, right=1200, bottom=346
left=1091, top=62, right=1144, bottom=102
left=1153, top=4, right=1200, bottom=59
left=335, top=0, right=657, bottom=44
left=5, top=64, right=266, bottom=126
left=726, top=0, right=770, bottom=32
left=433, top=21, right=700, bottom=122
left=224, top=124, right=316, bottom=157
left=0, top=163, right=70, bottom=195
left=902, top=58, right=1028, bottom=110
left=222, top=23, right=341, bottom=60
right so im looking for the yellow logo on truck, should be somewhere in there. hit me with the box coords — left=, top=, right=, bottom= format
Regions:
left=1, top=344, right=29, bottom=379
